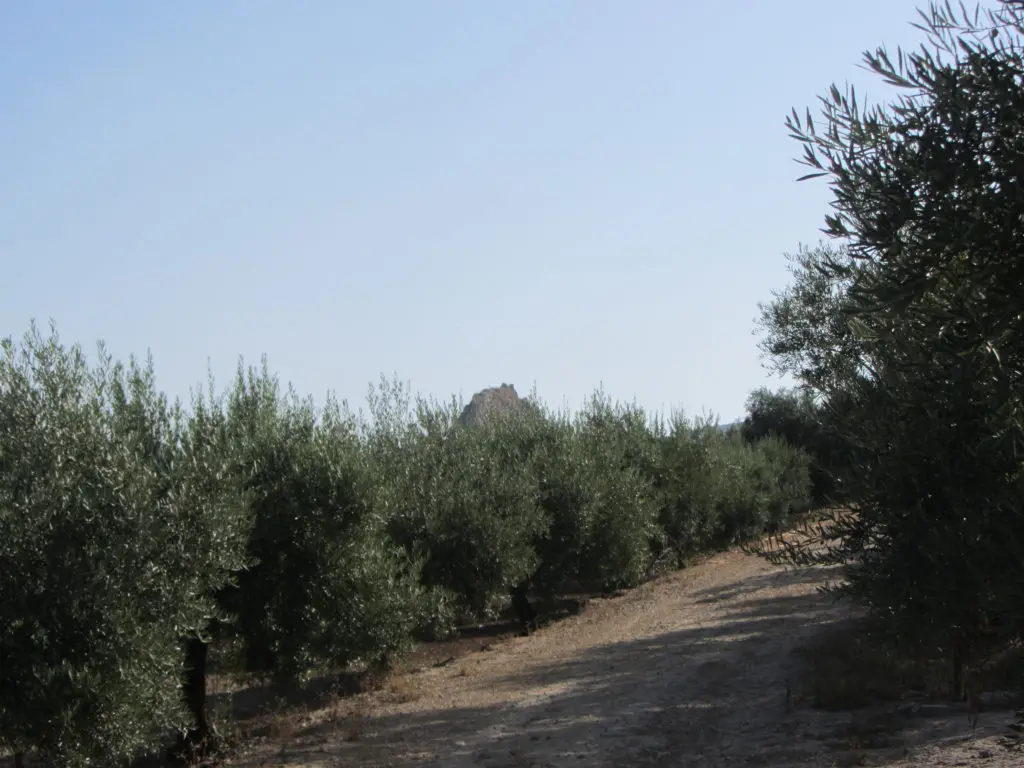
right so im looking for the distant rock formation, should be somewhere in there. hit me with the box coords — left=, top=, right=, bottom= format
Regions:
left=458, top=383, right=527, bottom=427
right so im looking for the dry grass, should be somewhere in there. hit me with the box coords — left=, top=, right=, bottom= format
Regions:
left=383, top=673, right=423, bottom=704
left=341, top=699, right=370, bottom=743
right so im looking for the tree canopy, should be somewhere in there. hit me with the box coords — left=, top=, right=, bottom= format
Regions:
left=758, top=0, right=1024, bottom=669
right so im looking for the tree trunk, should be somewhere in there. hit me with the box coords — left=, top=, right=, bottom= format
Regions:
left=171, top=635, right=212, bottom=760
left=951, top=629, right=968, bottom=702
left=511, top=581, right=538, bottom=635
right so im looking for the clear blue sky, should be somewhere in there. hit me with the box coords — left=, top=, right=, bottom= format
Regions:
left=1, top=0, right=934, bottom=422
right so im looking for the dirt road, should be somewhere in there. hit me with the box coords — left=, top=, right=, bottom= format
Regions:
left=227, top=549, right=1024, bottom=767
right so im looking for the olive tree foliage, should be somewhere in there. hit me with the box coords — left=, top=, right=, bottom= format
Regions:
left=741, top=386, right=847, bottom=504
left=649, top=411, right=812, bottom=567
left=654, top=416, right=726, bottom=565
left=507, top=407, right=590, bottom=595
left=568, top=394, right=661, bottom=591
left=215, top=362, right=422, bottom=681
left=363, top=380, right=546, bottom=624
left=448, top=393, right=655, bottom=601
left=707, top=431, right=807, bottom=547
left=0, top=324, right=251, bottom=767
left=758, top=1, right=1024, bottom=661
left=742, top=388, right=820, bottom=448
left=362, top=382, right=665, bottom=623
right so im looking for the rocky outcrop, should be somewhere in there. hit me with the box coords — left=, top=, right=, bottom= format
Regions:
left=458, top=383, right=527, bottom=427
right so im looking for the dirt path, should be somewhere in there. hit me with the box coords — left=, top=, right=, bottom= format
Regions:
left=226, top=549, right=1024, bottom=767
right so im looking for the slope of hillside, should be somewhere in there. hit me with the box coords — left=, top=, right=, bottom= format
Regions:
left=224, top=548, right=1024, bottom=768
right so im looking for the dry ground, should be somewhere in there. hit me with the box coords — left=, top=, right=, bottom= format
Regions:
left=219, top=547, right=1024, bottom=768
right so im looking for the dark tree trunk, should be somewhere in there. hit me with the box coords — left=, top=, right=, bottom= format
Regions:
left=511, top=581, right=538, bottom=635
left=170, top=635, right=212, bottom=761
left=951, top=629, right=968, bottom=702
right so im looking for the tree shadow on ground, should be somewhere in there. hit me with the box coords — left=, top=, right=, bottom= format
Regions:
left=689, top=563, right=843, bottom=606
left=221, top=564, right=1024, bottom=768
left=7, top=564, right=1020, bottom=768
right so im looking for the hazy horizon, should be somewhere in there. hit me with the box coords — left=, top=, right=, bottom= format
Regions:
left=2, top=0, right=939, bottom=423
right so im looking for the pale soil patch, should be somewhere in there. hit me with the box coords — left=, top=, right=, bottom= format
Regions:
left=222, top=546, right=1024, bottom=768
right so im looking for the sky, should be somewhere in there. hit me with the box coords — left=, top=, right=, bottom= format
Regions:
left=1, top=0, right=939, bottom=423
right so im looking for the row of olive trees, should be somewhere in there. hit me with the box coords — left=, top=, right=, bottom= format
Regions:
left=363, top=382, right=814, bottom=632
left=757, top=0, right=1024, bottom=694
left=740, top=386, right=859, bottom=506
left=0, top=326, right=813, bottom=766
left=0, top=326, right=427, bottom=766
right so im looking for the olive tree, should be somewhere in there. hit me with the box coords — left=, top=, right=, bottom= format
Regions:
left=758, top=0, right=1024, bottom=689
left=0, top=324, right=251, bottom=766
left=742, top=386, right=843, bottom=504
left=211, top=362, right=423, bottom=687
left=372, top=392, right=547, bottom=621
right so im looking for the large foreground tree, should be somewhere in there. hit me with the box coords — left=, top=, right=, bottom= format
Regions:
left=0, top=325, right=251, bottom=766
left=758, top=0, right=1024, bottom=690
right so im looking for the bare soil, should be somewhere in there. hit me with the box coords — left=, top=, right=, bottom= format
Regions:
left=220, top=547, right=1024, bottom=767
